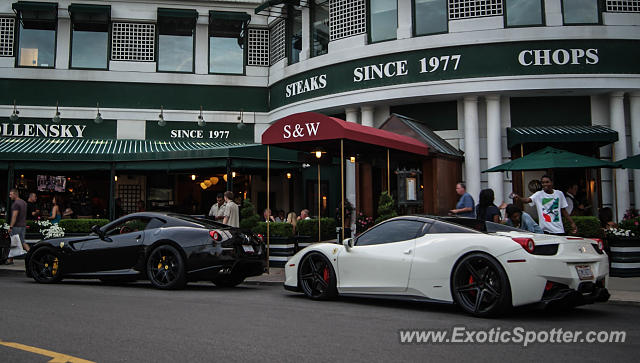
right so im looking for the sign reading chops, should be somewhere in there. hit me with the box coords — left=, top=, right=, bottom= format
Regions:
left=262, top=112, right=429, bottom=156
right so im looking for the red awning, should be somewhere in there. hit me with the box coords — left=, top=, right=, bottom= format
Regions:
left=261, top=112, right=429, bottom=156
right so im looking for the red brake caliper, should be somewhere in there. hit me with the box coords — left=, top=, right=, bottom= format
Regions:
left=323, top=267, right=330, bottom=282
left=469, top=275, right=476, bottom=296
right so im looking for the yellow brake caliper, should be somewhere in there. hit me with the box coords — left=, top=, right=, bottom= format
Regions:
left=51, top=258, right=59, bottom=275
left=158, top=255, right=166, bottom=270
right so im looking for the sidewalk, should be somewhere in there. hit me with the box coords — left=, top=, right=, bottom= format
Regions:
left=2, top=260, right=638, bottom=304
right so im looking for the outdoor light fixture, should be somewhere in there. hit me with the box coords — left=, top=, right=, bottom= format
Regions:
left=94, top=102, right=103, bottom=124
left=237, top=109, right=245, bottom=130
left=158, top=106, right=166, bottom=127
left=350, top=156, right=356, bottom=163
left=191, top=174, right=196, bottom=181
left=52, top=101, right=61, bottom=123
left=209, top=176, right=219, bottom=185
left=114, top=175, right=118, bottom=182
left=9, top=100, right=19, bottom=122
left=312, top=148, right=325, bottom=159
left=197, top=106, right=205, bottom=127
left=232, top=171, right=236, bottom=178
left=286, top=172, right=292, bottom=179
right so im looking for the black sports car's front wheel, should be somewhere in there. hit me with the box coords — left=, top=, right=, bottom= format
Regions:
left=28, top=247, right=63, bottom=284
left=451, top=253, right=511, bottom=318
left=146, top=245, right=187, bottom=290
left=299, top=252, right=337, bottom=300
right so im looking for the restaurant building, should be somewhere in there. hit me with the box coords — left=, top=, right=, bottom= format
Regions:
left=1, top=0, right=639, bottom=221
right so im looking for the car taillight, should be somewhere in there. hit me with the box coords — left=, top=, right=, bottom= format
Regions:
left=256, top=234, right=263, bottom=242
left=209, top=230, right=221, bottom=241
left=512, top=237, right=535, bottom=254
left=593, top=238, right=604, bottom=252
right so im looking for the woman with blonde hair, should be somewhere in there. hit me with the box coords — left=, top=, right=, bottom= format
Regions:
left=286, top=211, right=298, bottom=234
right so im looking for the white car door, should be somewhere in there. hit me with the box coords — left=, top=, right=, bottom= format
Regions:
left=338, top=219, right=425, bottom=294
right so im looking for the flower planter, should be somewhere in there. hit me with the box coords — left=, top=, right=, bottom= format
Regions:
left=606, top=236, right=640, bottom=277
left=265, top=236, right=295, bottom=268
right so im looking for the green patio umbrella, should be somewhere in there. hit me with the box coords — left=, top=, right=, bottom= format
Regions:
left=617, top=154, right=640, bottom=169
left=483, top=146, right=618, bottom=172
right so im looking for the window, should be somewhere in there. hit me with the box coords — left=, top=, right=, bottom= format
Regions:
left=287, top=5, right=302, bottom=64
left=270, top=20, right=285, bottom=65
left=355, top=219, right=424, bottom=246
left=69, top=4, right=110, bottom=69
left=105, top=217, right=151, bottom=236
left=111, top=23, right=155, bottom=62
left=311, top=0, right=329, bottom=57
left=606, top=0, right=640, bottom=12
left=414, top=0, right=448, bottom=36
left=157, top=9, right=197, bottom=73
left=248, top=28, right=269, bottom=66
left=505, top=0, right=544, bottom=27
left=426, top=220, right=479, bottom=234
left=369, top=0, right=397, bottom=43
left=0, top=17, right=15, bottom=57
left=562, top=0, right=601, bottom=24
left=448, top=0, right=503, bottom=20
left=209, top=11, right=250, bottom=74
left=330, top=0, right=366, bottom=41
left=13, top=2, right=57, bottom=68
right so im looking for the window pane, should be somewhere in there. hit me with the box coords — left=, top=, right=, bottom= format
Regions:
left=311, top=0, right=329, bottom=57
left=356, top=220, right=423, bottom=246
left=209, top=37, right=243, bottom=74
left=370, top=0, right=397, bottom=42
left=159, top=34, right=193, bottom=72
left=18, top=25, right=55, bottom=67
left=289, top=7, right=302, bottom=64
left=71, top=30, right=108, bottom=69
left=563, top=0, right=599, bottom=24
left=427, top=220, right=479, bottom=234
left=414, top=0, right=447, bottom=35
left=506, top=0, right=543, bottom=27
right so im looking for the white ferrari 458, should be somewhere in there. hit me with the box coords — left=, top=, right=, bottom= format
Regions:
left=284, top=216, right=610, bottom=317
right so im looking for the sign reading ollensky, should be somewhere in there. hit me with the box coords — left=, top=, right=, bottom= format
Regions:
left=0, top=118, right=116, bottom=139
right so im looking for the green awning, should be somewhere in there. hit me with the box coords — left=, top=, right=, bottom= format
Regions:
left=14, top=161, right=111, bottom=171
left=483, top=146, right=618, bottom=172
left=158, top=8, right=198, bottom=35
left=13, top=1, right=57, bottom=27
left=68, top=4, right=111, bottom=25
left=617, top=154, right=640, bottom=170
left=507, top=125, right=618, bottom=149
left=209, top=11, right=251, bottom=22
left=158, top=8, right=198, bottom=19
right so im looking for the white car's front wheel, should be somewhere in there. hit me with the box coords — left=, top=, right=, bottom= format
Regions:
left=451, top=253, right=512, bottom=318
left=298, top=252, right=337, bottom=300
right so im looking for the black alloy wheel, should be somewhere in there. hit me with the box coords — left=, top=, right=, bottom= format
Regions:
left=146, top=245, right=187, bottom=290
left=299, top=252, right=337, bottom=300
left=28, top=247, right=63, bottom=284
left=451, top=253, right=511, bottom=318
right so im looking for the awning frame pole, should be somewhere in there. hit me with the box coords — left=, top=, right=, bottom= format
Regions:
left=318, top=163, right=321, bottom=242
left=109, top=162, right=115, bottom=221
left=341, top=139, right=344, bottom=242
left=521, top=144, right=525, bottom=200
left=267, top=145, right=270, bottom=274
left=387, top=148, right=390, bottom=193
left=6, top=162, right=14, bottom=214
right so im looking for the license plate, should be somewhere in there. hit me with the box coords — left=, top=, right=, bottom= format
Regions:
left=575, top=265, right=594, bottom=280
left=242, top=245, right=254, bottom=253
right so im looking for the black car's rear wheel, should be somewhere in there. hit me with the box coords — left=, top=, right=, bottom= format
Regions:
left=451, top=253, right=511, bottom=318
left=299, top=252, right=337, bottom=300
left=28, top=247, right=63, bottom=284
left=146, top=245, right=187, bottom=290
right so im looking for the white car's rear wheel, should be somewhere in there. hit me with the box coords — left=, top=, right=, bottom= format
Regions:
left=298, top=252, right=337, bottom=300
left=451, top=253, right=511, bottom=318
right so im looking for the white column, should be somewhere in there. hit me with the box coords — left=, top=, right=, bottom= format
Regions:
left=630, top=92, right=640, bottom=211
left=300, top=6, right=311, bottom=61
left=55, top=13, right=70, bottom=69
left=345, top=107, right=359, bottom=123
left=397, top=0, right=413, bottom=39
left=346, top=159, right=356, bottom=238
left=195, top=20, right=209, bottom=74
left=463, top=96, right=481, bottom=203
left=361, top=106, right=374, bottom=127
left=486, top=95, right=503, bottom=204
left=610, top=92, right=629, bottom=220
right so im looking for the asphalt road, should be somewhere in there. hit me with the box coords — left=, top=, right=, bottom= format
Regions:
left=0, top=271, right=638, bottom=363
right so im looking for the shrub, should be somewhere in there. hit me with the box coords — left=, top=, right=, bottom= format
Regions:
left=251, top=222, right=293, bottom=238
left=619, top=217, right=640, bottom=237
left=375, top=192, right=398, bottom=224
left=58, top=219, right=110, bottom=233
left=296, top=218, right=337, bottom=241
left=564, top=216, right=604, bottom=238
left=239, top=199, right=261, bottom=230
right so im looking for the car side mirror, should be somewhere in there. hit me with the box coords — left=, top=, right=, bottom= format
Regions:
left=342, top=238, right=354, bottom=250
left=91, top=225, right=104, bottom=239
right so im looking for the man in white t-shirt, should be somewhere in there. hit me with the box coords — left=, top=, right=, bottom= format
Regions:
left=222, top=191, right=239, bottom=228
left=208, top=193, right=226, bottom=221
left=513, top=175, right=577, bottom=235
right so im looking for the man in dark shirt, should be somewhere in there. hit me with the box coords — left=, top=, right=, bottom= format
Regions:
left=26, top=192, right=40, bottom=220
left=7, top=188, right=29, bottom=264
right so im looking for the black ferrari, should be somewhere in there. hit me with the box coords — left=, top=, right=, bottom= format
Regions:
left=25, top=212, right=266, bottom=289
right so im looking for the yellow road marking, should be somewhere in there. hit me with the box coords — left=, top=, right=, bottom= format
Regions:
left=0, top=340, right=95, bottom=363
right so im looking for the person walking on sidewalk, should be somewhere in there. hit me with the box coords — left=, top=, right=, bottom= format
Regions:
left=6, top=188, right=29, bottom=264
left=513, top=175, right=577, bottom=235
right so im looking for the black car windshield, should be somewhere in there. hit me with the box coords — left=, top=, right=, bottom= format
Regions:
left=169, top=214, right=229, bottom=229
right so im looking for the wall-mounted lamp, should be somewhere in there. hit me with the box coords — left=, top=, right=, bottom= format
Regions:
left=191, top=174, right=196, bottom=181
left=158, top=105, right=166, bottom=127
left=232, top=171, right=236, bottom=178
left=52, top=101, right=61, bottom=123
left=94, top=102, right=103, bottom=124
left=237, top=109, right=245, bottom=130
left=349, top=156, right=356, bottom=163
left=286, top=172, right=292, bottom=179
left=10, top=100, right=19, bottom=122
left=114, top=175, right=118, bottom=182
left=312, top=148, right=326, bottom=159
left=197, top=106, right=205, bottom=127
